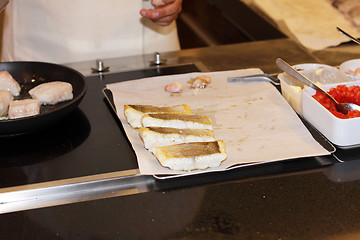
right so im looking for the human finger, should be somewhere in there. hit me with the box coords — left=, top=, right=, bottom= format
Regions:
left=152, top=14, right=179, bottom=26
left=147, top=0, right=182, bottom=20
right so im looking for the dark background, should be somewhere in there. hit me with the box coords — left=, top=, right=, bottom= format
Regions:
left=176, top=0, right=286, bottom=49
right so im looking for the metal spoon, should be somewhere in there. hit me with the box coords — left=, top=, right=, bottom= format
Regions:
left=276, top=58, right=360, bottom=115
left=336, top=27, right=360, bottom=45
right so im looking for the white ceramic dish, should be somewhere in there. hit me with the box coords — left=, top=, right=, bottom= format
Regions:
left=302, top=81, right=360, bottom=148
left=278, top=65, right=349, bottom=116
left=339, top=59, right=360, bottom=81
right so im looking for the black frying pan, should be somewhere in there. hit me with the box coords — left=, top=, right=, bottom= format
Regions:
left=0, top=61, right=87, bottom=136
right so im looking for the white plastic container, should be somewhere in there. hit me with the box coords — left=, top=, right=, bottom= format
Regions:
left=302, top=81, right=360, bottom=148
left=278, top=72, right=303, bottom=115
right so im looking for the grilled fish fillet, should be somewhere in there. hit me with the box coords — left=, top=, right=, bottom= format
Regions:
left=8, top=99, right=41, bottom=119
left=29, top=81, right=73, bottom=105
left=154, top=140, right=227, bottom=171
left=0, top=71, right=21, bottom=96
left=124, top=104, right=192, bottom=128
left=142, top=113, right=213, bottom=130
left=0, top=90, right=13, bottom=117
left=139, top=127, right=215, bottom=152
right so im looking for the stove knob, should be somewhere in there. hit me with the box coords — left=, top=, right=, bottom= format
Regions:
left=150, top=52, right=167, bottom=66
left=91, top=59, right=109, bottom=72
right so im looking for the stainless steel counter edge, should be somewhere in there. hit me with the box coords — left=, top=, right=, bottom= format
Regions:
left=0, top=169, right=155, bottom=214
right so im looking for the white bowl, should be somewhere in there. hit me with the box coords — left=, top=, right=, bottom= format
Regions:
left=339, top=59, right=360, bottom=81
left=293, top=63, right=333, bottom=71
left=278, top=65, right=350, bottom=116
left=302, top=81, right=360, bottom=148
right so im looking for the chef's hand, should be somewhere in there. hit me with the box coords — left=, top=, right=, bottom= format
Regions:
left=140, top=0, right=183, bottom=26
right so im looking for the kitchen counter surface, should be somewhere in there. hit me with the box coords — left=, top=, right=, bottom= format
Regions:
left=3, top=164, right=360, bottom=240
left=2, top=38, right=360, bottom=239
left=66, top=38, right=317, bottom=76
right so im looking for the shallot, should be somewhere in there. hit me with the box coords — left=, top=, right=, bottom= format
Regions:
left=165, top=81, right=183, bottom=93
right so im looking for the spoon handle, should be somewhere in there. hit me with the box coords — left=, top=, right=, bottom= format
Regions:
left=275, top=58, right=338, bottom=104
left=337, top=27, right=360, bottom=45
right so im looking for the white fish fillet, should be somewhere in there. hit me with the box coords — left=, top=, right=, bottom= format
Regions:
left=0, top=71, right=21, bottom=96
left=154, top=140, right=227, bottom=171
left=29, top=81, right=73, bottom=105
left=124, top=104, right=192, bottom=128
left=0, top=90, right=13, bottom=117
left=142, top=113, right=213, bottom=130
left=8, top=99, right=41, bottom=119
left=139, top=127, right=215, bottom=152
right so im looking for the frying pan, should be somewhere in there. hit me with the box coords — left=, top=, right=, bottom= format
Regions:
left=0, top=61, right=87, bottom=136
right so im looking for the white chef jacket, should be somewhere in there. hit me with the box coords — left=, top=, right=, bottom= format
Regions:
left=1, top=0, right=180, bottom=63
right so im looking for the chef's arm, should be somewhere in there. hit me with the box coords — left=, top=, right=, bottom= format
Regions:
left=140, top=0, right=183, bottom=26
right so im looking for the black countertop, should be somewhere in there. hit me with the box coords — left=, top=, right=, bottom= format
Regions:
left=3, top=163, right=360, bottom=239
left=2, top=38, right=360, bottom=239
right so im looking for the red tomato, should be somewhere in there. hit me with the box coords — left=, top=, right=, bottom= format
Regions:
left=312, top=85, right=360, bottom=119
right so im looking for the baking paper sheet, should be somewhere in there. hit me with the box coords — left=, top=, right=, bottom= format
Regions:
left=244, top=0, right=360, bottom=50
left=106, top=69, right=330, bottom=176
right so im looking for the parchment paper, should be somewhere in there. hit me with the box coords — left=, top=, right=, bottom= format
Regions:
left=106, top=69, right=330, bottom=176
left=245, top=0, right=360, bottom=50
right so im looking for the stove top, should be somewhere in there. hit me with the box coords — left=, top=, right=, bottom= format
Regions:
left=0, top=64, right=201, bottom=188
